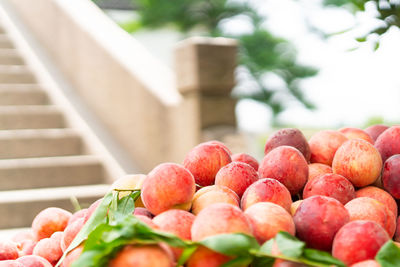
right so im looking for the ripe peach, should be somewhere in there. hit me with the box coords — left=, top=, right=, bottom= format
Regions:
left=110, top=174, right=146, bottom=207
left=273, top=260, right=308, bottom=267
left=84, top=198, right=102, bottom=223
left=133, top=207, right=153, bottom=218
left=303, top=173, right=355, bottom=204
left=395, top=216, right=400, bottom=242
left=365, top=124, right=388, bottom=142
left=382, top=155, right=400, bottom=199
left=191, top=203, right=252, bottom=241
left=61, top=218, right=85, bottom=252
left=231, top=153, right=259, bottom=170
left=141, top=163, right=195, bottom=215
left=203, top=140, right=232, bottom=155
left=293, top=195, right=349, bottom=251
left=264, top=128, right=311, bottom=162
left=345, top=197, right=396, bottom=237
left=215, top=162, right=259, bottom=197
left=33, top=231, right=63, bottom=265
left=244, top=202, right=295, bottom=244
left=12, top=230, right=36, bottom=256
left=339, top=127, right=374, bottom=144
left=375, top=126, right=400, bottom=162
left=290, top=200, right=302, bottom=216
left=241, top=178, right=292, bottom=212
left=259, top=146, right=308, bottom=195
left=332, top=220, right=389, bottom=265
left=191, top=185, right=239, bottom=215
left=332, top=139, right=382, bottom=187
left=17, top=255, right=52, bottom=267
left=109, top=245, right=173, bottom=267
left=309, top=130, right=348, bottom=166
left=308, top=163, right=332, bottom=182
left=356, top=186, right=398, bottom=217
left=32, top=207, right=72, bottom=240
left=61, top=245, right=83, bottom=267
left=67, top=209, right=87, bottom=226
left=134, top=215, right=157, bottom=228
left=186, top=246, right=231, bottom=267
left=350, top=260, right=381, bottom=267
left=0, top=261, right=23, bottom=267
left=0, top=240, right=19, bottom=260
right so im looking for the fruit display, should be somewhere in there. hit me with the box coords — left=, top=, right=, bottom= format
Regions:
left=1, top=125, right=400, bottom=267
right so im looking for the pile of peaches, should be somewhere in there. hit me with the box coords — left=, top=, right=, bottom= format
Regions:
left=1, top=124, right=400, bottom=267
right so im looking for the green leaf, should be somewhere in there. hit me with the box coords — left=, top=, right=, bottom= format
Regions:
left=376, top=240, right=400, bottom=267
left=176, top=245, right=198, bottom=267
left=356, top=36, right=367, bottom=42
left=251, top=256, right=275, bottom=267
left=373, top=41, right=380, bottom=51
left=221, top=256, right=254, bottom=267
left=259, top=239, right=274, bottom=254
left=199, top=233, right=260, bottom=257
left=302, top=248, right=346, bottom=267
left=275, top=231, right=305, bottom=258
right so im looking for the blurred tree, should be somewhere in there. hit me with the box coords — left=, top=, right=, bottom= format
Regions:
left=117, top=0, right=318, bottom=123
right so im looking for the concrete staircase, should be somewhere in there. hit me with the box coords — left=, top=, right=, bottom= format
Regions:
left=0, top=24, right=112, bottom=229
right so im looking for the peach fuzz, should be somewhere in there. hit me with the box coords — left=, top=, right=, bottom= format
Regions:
left=109, top=245, right=173, bottom=267
left=110, top=174, right=147, bottom=207
left=0, top=240, right=19, bottom=260
left=241, top=178, right=292, bottom=212
left=303, top=173, right=355, bottom=204
left=345, top=197, right=396, bottom=237
left=332, top=220, right=389, bottom=266
left=32, top=207, right=72, bottom=240
left=33, top=231, right=63, bottom=265
left=67, top=208, right=87, bottom=226
left=350, top=260, right=381, bottom=267
left=215, top=162, right=259, bottom=197
left=191, top=185, right=239, bottom=215
left=290, top=200, right=302, bottom=216
left=356, top=186, right=398, bottom=217
left=308, top=163, right=332, bottom=182
left=375, top=126, right=400, bottom=162
left=183, top=143, right=232, bottom=186
left=191, top=203, right=252, bottom=241
left=231, top=153, right=259, bottom=170
left=365, top=124, right=388, bottom=142
left=203, top=140, right=232, bottom=155
left=259, top=146, right=308, bottom=195
left=186, top=246, right=232, bottom=267
left=244, top=202, right=295, bottom=244
left=61, top=217, right=85, bottom=252
left=61, top=245, right=83, bottom=267
left=141, top=163, right=195, bottom=215
left=264, top=128, right=311, bottom=162
left=339, top=127, right=374, bottom=144
left=332, top=139, right=382, bottom=187
left=382, top=155, right=400, bottom=199
left=17, top=255, right=52, bottom=267
left=11, top=230, right=36, bottom=257
left=308, top=130, right=348, bottom=166
left=293, top=195, right=349, bottom=251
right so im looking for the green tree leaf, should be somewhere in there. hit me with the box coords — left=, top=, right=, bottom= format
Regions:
left=275, top=231, right=305, bottom=258
left=302, top=248, right=346, bottom=267
left=199, top=233, right=260, bottom=257
left=376, top=240, right=400, bottom=267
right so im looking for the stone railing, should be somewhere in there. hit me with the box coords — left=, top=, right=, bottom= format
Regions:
left=6, top=0, right=238, bottom=171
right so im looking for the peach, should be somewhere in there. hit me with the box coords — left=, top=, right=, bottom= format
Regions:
left=382, top=155, right=400, bottom=199
left=231, top=153, right=259, bottom=170
left=134, top=215, right=157, bottom=228
left=259, top=146, right=308, bottom=195
left=12, top=230, right=36, bottom=256
left=61, top=245, right=83, bottom=267
left=309, top=130, right=348, bottom=166
left=141, top=163, right=195, bottom=215
left=350, top=260, right=381, bottom=267
left=290, top=200, right=302, bottom=216
left=84, top=198, right=102, bottom=223
left=273, top=260, right=308, bottom=267
left=339, top=127, right=374, bottom=144
left=215, top=162, right=259, bottom=197
left=109, top=245, right=173, bottom=267
left=61, top=218, right=85, bottom=252
left=133, top=207, right=153, bottom=218
left=356, top=186, right=398, bottom=217
left=308, top=163, right=332, bottom=182
left=303, top=173, right=355, bottom=204
left=395, top=216, right=400, bottom=242
left=0, top=240, right=19, bottom=260
left=67, top=209, right=87, bottom=226
left=241, top=178, right=292, bottom=212
left=32, top=207, right=72, bottom=240
left=191, top=185, right=239, bottom=215
left=264, top=128, right=311, bottom=162
left=183, top=143, right=231, bottom=186
left=186, top=246, right=231, bottom=267
left=365, top=124, right=388, bottom=142
left=332, top=220, right=389, bottom=265
left=110, top=174, right=146, bottom=207
left=345, top=197, right=396, bottom=237
left=33, top=231, right=63, bottom=265
left=17, top=255, right=52, bottom=267
left=293, top=195, right=349, bottom=251
left=375, top=126, right=400, bottom=162
left=244, top=202, right=295, bottom=244
left=0, top=261, right=23, bottom=267
left=191, top=203, right=252, bottom=241
left=203, top=140, right=232, bottom=155
left=332, top=139, right=382, bottom=187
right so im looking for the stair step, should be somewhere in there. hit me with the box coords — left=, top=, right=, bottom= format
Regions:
left=0, top=155, right=106, bottom=190
left=0, top=49, right=24, bottom=65
left=0, top=106, right=65, bottom=130
left=0, top=184, right=109, bottom=228
left=0, top=129, right=83, bottom=159
left=0, top=66, right=36, bottom=83
left=0, top=34, right=13, bottom=49
left=0, top=84, right=48, bottom=105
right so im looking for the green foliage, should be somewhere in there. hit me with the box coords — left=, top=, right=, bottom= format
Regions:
left=376, top=240, right=400, bottom=267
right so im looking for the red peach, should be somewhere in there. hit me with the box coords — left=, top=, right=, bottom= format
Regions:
left=309, top=130, right=348, bottom=166
left=356, top=186, right=398, bottom=217
left=365, top=124, right=389, bottom=142
left=308, top=163, right=332, bottom=182
left=191, top=185, right=240, bottom=215
left=244, top=202, right=295, bottom=244
left=215, top=162, right=259, bottom=197
left=375, top=126, right=400, bottom=162
left=61, top=217, right=85, bottom=252
left=183, top=143, right=232, bottom=186
left=17, top=255, right=52, bottom=267
left=186, top=246, right=231, bottom=267
left=395, top=216, right=400, bottom=242
left=11, top=230, right=35, bottom=243
left=11, top=230, right=37, bottom=256
left=33, top=232, right=63, bottom=265
left=332, top=220, right=389, bottom=265
left=109, top=245, right=174, bottom=267
left=203, top=140, right=232, bottom=155
left=332, top=139, right=382, bottom=187
left=231, top=153, right=259, bottom=170
left=273, top=260, right=308, bottom=267
left=382, top=155, right=400, bottom=199
left=141, top=163, right=195, bottom=215
left=350, top=260, right=381, bottom=267
left=264, top=128, right=311, bottom=162
left=134, top=215, right=157, bottom=228
left=133, top=207, right=153, bottom=218
left=293, top=195, right=349, bottom=251
left=303, top=173, right=355, bottom=204
left=0, top=240, right=19, bottom=260
left=191, top=203, right=252, bottom=241
left=32, top=207, right=72, bottom=240
left=259, top=146, right=308, bottom=195
left=339, top=127, right=374, bottom=144
left=67, top=209, right=87, bottom=226
left=0, top=261, right=23, bottom=267
left=290, top=200, right=302, bottom=216
left=61, top=245, right=83, bottom=267
left=110, top=174, right=147, bottom=207
left=84, top=198, right=102, bottom=223
left=241, top=178, right=292, bottom=212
